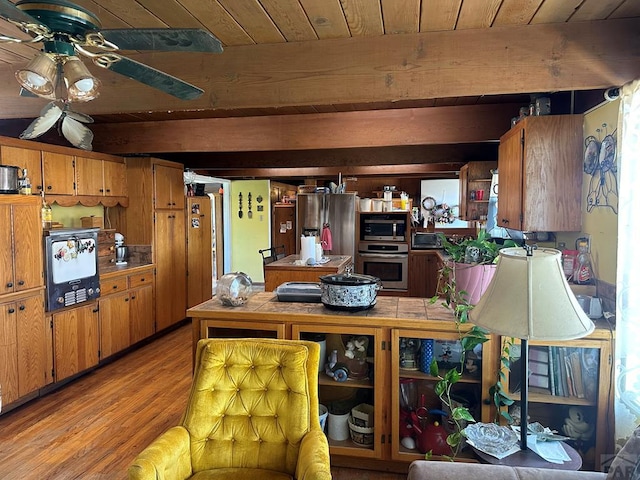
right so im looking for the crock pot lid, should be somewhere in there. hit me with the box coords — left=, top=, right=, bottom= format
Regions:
left=320, top=273, right=379, bottom=285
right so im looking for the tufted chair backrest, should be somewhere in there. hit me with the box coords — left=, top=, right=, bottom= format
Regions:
left=183, top=338, right=320, bottom=476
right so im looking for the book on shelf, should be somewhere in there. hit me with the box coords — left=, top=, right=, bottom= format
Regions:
left=520, top=346, right=600, bottom=401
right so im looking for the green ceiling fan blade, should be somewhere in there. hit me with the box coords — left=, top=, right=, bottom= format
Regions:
left=0, top=0, right=47, bottom=29
left=100, top=28, right=223, bottom=53
left=104, top=54, right=204, bottom=100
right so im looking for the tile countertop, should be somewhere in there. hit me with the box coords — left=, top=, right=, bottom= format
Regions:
left=188, top=291, right=465, bottom=331
left=100, top=261, right=154, bottom=279
left=188, top=291, right=612, bottom=338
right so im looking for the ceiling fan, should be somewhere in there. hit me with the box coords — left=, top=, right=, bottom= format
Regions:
left=0, top=0, right=223, bottom=148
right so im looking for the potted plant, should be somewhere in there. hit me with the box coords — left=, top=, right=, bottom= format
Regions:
left=426, top=230, right=517, bottom=458
left=439, top=229, right=518, bottom=306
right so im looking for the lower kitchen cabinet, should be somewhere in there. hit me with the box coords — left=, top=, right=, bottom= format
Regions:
left=0, top=291, right=49, bottom=406
left=52, top=303, right=100, bottom=382
left=391, top=328, right=490, bottom=463
left=99, top=267, right=155, bottom=358
left=502, top=333, right=613, bottom=470
left=189, top=293, right=614, bottom=471
left=408, top=251, right=441, bottom=298
left=293, top=324, right=385, bottom=460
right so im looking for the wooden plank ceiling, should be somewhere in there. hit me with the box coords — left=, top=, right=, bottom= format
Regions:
left=0, top=0, right=638, bottom=121
left=0, top=0, right=638, bottom=177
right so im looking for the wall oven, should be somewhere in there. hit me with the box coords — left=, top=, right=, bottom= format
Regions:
left=44, top=228, right=101, bottom=312
left=356, top=242, right=408, bottom=290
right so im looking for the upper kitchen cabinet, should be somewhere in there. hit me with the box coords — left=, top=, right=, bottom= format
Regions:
left=154, top=164, right=185, bottom=210
left=76, top=156, right=128, bottom=200
left=497, top=115, right=583, bottom=232
left=42, top=151, right=75, bottom=195
left=459, top=161, right=496, bottom=221
left=0, top=145, right=43, bottom=195
left=0, top=195, right=43, bottom=295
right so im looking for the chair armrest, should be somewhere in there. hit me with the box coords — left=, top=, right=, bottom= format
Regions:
left=128, top=426, right=193, bottom=480
left=295, top=429, right=332, bottom=480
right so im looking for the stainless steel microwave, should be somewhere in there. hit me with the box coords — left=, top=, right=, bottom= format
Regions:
left=360, top=214, right=407, bottom=241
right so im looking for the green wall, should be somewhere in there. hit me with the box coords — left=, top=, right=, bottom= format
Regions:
left=230, top=179, right=271, bottom=282
left=51, top=204, right=105, bottom=229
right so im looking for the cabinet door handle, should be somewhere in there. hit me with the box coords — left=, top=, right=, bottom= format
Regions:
left=125, top=297, right=129, bottom=302
left=47, top=185, right=52, bottom=190
left=8, top=308, right=15, bottom=314
left=19, top=305, right=25, bottom=311
left=112, top=285, right=118, bottom=289
left=106, top=189, right=111, bottom=193
left=6, top=282, right=13, bottom=288
left=18, top=280, right=24, bottom=286
left=140, top=278, right=145, bottom=282
left=131, top=295, right=136, bottom=300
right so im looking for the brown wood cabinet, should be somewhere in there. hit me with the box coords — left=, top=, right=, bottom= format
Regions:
left=154, top=164, right=185, bottom=209
left=0, top=145, right=43, bottom=194
left=187, top=197, right=212, bottom=308
left=118, top=158, right=187, bottom=333
left=458, top=161, right=496, bottom=221
left=99, top=267, right=155, bottom=357
left=0, top=291, right=49, bottom=406
left=497, top=115, right=583, bottom=232
left=76, top=157, right=128, bottom=198
left=408, top=251, right=441, bottom=298
left=189, top=293, right=613, bottom=471
left=42, top=151, right=76, bottom=195
left=501, top=332, right=613, bottom=470
left=0, top=196, right=43, bottom=295
left=52, top=302, right=99, bottom=382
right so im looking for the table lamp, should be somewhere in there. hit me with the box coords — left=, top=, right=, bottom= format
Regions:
left=469, top=246, right=595, bottom=450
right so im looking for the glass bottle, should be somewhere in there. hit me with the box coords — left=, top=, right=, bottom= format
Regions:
left=19, top=168, right=31, bottom=195
left=41, top=192, right=52, bottom=229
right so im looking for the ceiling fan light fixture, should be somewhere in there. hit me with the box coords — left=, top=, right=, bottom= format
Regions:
left=63, top=56, right=101, bottom=102
left=15, top=53, right=58, bottom=98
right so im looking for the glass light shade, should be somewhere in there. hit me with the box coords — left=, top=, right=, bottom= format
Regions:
left=469, top=247, right=595, bottom=341
left=63, top=56, right=101, bottom=102
left=15, top=54, right=58, bottom=97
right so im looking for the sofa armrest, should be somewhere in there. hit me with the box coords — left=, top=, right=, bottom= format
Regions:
left=128, top=426, right=193, bottom=480
left=408, top=461, right=607, bottom=480
left=295, top=429, right=332, bottom=480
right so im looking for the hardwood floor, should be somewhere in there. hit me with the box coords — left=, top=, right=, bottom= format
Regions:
left=0, top=322, right=406, bottom=480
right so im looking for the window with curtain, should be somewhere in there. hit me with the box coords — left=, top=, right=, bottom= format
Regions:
left=614, top=79, right=640, bottom=449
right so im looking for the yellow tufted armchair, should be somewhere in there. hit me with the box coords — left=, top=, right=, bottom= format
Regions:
left=129, top=338, right=332, bottom=480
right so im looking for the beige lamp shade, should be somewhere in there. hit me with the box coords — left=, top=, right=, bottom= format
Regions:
left=469, top=247, right=595, bottom=341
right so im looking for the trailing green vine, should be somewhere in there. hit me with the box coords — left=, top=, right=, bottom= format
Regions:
left=426, top=231, right=517, bottom=458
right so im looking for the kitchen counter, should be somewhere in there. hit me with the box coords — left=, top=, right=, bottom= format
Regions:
left=263, top=254, right=352, bottom=291
left=100, top=261, right=154, bottom=279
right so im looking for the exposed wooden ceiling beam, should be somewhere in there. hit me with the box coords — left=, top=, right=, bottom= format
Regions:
left=92, top=103, right=516, bottom=154
left=0, top=19, right=637, bottom=120
left=192, top=163, right=466, bottom=180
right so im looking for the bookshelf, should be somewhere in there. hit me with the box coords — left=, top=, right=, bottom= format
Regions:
left=501, top=326, right=614, bottom=471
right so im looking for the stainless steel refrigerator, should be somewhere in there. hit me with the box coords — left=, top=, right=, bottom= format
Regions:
left=296, top=193, right=357, bottom=260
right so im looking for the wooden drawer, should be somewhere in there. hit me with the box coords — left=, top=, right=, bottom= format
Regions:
left=101, top=276, right=127, bottom=296
left=129, top=271, right=152, bottom=288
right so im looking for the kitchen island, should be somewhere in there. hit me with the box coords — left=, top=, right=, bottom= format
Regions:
left=187, top=291, right=494, bottom=469
left=187, top=292, right=613, bottom=472
left=263, top=254, right=352, bottom=291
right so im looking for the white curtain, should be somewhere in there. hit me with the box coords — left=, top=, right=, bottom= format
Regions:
left=614, top=79, right=640, bottom=447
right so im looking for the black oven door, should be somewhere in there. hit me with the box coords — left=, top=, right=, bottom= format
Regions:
left=356, top=252, right=408, bottom=290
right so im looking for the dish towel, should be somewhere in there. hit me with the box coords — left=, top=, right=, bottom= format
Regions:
left=321, top=224, right=333, bottom=251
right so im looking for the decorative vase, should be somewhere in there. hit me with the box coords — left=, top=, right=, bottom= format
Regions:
left=451, top=262, right=496, bottom=305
